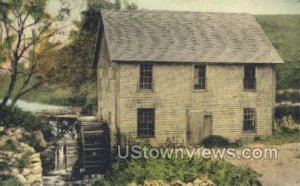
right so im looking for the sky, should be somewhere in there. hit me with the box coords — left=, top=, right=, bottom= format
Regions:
left=47, top=0, right=300, bottom=41
left=48, top=0, right=300, bottom=18
left=134, top=0, right=300, bottom=14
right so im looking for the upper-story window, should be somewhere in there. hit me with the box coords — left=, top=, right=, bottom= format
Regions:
left=139, top=63, right=153, bottom=90
left=194, top=65, right=206, bottom=89
left=244, top=65, right=256, bottom=90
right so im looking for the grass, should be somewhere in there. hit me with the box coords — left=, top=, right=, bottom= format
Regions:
left=0, top=75, right=73, bottom=104
left=252, top=127, right=300, bottom=146
left=256, top=15, right=300, bottom=89
left=0, top=75, right=97, bottom=114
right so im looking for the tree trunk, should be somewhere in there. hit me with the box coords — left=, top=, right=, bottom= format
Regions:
left=0, top=66, right=17, bottom=108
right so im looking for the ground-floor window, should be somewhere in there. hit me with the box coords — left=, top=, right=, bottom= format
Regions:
left=243, top=108, right=256, bottom=131
left=137, top=108, right=155, bottom=137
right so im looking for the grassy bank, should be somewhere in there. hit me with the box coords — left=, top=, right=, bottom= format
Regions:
left=256, top=15, right=300, bottom=89
left=0, top=75, right=97, bottom=115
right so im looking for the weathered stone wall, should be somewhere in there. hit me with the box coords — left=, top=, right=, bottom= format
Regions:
left=97, top=35, right=118, bottom=144
left=0, top=128, right=46, bottom=185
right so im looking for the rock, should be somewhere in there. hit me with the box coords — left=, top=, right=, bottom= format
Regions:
left=31, top=163, right=42, bottom=175
left=22, top=168, right=31, bottom=176
left=170, top=180, right=185, bottom=186
left=15, top=133, right=23, bottom=140
left=15, top=128, right=25, bottom=135
left=143, top=180, right=167, bottom=186
left=20, top=142, right=35, bottom=153
left=28, top=173, right=43, bottom=185
left=10, top=168, right=19, bottom=175
left=0, top=126, right=4, bottom=132
left=30, top=153, right=40, bottom=161
left=15, top=173, right=27, bottom=185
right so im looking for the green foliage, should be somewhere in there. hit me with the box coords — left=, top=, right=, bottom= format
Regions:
left=0, top=175, right=22, bottom=186
left=201, top=135, right=230, bottom=148
left=17, top=152, right=31, bottom=170
left=0, top=106, right=52, bottom=137
left=256, top=15, right=300, bottom=89
left=0, top=75, right=97, bottom=114
left=252, top=126, right=300, bottom=145
left=95, top=157, right=260, bottom=186
left=276, top=91, right=300, bottom=103
left=2, top=140, right=20, bottom=153
left=275, top=106, right=300, bottom=121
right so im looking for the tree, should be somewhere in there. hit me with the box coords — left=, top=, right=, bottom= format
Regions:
left=0, top=0, right=69, bottom=111
left=41, top=0, right=138, bottom=88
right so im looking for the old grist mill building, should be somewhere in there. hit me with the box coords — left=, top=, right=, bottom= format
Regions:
left=92, top=10, right=284, bottom=146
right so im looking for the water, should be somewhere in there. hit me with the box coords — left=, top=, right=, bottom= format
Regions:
left=0, top=99, right=73, bottom=113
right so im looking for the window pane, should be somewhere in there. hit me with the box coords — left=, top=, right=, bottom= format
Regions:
left=140, top=64, right=153, bottom=90
left=243, top=108, right=256, bottom=131
left=194, top=65, right=206, bottom=89
left=138, top=109, right=155, bottom=137
left=244, top=65, right=256, bottom=89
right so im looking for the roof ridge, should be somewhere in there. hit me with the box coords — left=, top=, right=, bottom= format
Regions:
left=101, top=9, right=252, bottom=15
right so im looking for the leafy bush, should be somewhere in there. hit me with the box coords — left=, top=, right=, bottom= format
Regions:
left=276, top=91, right=300, bottom=103
left=18, top=153, right=31, bottom=170
left=275, top=106, right=300, bottom=122
left=47, top=83, right=98, bottom=115
left=0, top=175, right=22, bottom=186
left=94, top=157, right=261, bottom=186
left=0, top=106, right=52, bottom=137
left=252, top=126, right=300, bottom=145
left=2, top=140, right=20, bottom=153
left=201, top=135, right=231, bottom=148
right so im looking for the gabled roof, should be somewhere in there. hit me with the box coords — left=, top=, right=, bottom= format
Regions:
left=98, top=10, right=284, bottom=64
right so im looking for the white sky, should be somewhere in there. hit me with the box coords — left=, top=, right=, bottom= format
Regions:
left=47, top=0, right=300, bottom=41
left=48, top=0, right=300, bottom=19
left=134, top=0, right=300, bottom=14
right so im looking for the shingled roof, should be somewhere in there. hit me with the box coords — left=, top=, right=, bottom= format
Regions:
left=98, top=10, right=284, bottom=64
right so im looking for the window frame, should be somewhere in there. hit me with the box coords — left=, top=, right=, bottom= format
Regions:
left=193, top=65, right=207, bottom=90
left=139, top=63, right=153, bottom=90
left=243, top=108, right=256, bottom=132
left=244, top=65, right=256, bottom=90
left=137, top=108, right=155, bottom=138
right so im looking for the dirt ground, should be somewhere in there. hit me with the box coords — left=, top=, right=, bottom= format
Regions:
left=230, top=143, right=300, bottom=186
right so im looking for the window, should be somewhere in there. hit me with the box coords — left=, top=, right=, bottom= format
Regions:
left=137, top=108, right=155, bottom=137
left=244, top=65, right=256, bottom=89
left=194, top=65, right=206, bottom=89
left=139, top=64, right=153, bottom=90
left=243, top=108, right=256, bottom=131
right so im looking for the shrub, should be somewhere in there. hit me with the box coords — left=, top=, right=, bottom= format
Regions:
left=95, top=157, right=261, bottom=186
left=0, top=106, right=52, bottom=137
left=18, top=153, right=31, bottom=170
left=2, top=140, right=20, bottom=153
left=253, top=126, right=300, bottom=145
left=201, top=135, right=230, bottom=148
left=275, top=106, right=300, bottom=122
left=0, top=175, right=22, bottom=186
